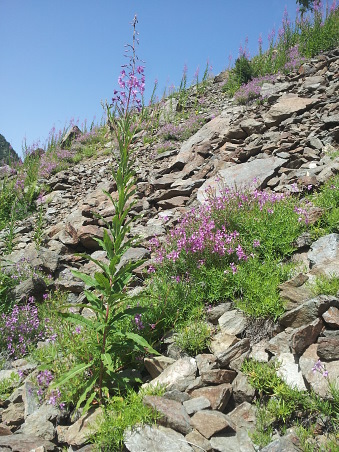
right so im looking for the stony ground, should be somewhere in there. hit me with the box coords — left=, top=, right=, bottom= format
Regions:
left=0, top=47, right=338, bottom=451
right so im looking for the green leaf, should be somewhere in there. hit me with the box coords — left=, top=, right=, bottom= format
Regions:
left=125, top=332, right=160, bottom=355
left=81, top=391, right=97, bottom=415
left=94, top=272, right=111, bottom=293
left=101, top=353, right=116, bottom=372
left=110, top=306, right=148, bottom=323
left=58, top=312, right=101, bottom=330
left=83, top=290, right=103, bottom=310
left=71, top=270, right=99, bottom=289
left=103, top=229, right=115, bottom=260
left=50, top=362, right=92, bottom=389
left=75, top=372, right=99, bottom=411
left=107, top=292, right=125, bottom=304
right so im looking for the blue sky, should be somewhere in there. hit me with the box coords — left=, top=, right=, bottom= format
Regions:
left=0, top=0, right=301, bottom=156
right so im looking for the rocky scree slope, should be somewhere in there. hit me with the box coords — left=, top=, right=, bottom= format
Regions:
left=0, top=48, right=338, bottom=451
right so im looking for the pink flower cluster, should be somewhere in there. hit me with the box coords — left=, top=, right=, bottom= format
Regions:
left=38, top=148, right=74, bottom=178
left=0, top=302, right=44, bottom=358
left=284, top=45, right=304, bottom=72
left=234, top=74, right=277, bottom=104
left=149, top=204, right=249, bottom=274
left=111, top=15, right=145, bottom=112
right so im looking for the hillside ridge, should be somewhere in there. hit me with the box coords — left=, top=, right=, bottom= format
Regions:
left=0, top=46, right=338, bottom=451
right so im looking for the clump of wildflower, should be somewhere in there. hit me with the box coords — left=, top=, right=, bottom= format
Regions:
left=234, top=74, right=277, bottom=104
left=35, top=370, right=65, bottom=409
left=312, top=359, right=329, bottom=378
left=294, top=206, right=309, bottom=225
left=0, top=302, right=45, bottom=358
left=110, top=15, right=145, bottom=113
left=134, top=313, right=144, bottom=330
left=284, top=44, right=304, bottom=72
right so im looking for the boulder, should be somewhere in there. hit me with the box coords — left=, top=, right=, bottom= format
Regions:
left=143, top=357, right=197, bottom=392
left=124, top=425, right=194, bottom=451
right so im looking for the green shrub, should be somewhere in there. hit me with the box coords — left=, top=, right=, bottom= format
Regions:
left=175, top=319, right=212, bottom=356
left=89, top=388, right=163, bottom=451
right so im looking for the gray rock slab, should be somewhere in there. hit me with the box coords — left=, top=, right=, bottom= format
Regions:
left=228, top=402, right=257, bottom=431
left=200, top=369, right=237, bottom=385
left=173, top=115, right=232, bottom=169
left=185, top=429, right=212, bottom=451
left=317, top=337, right=339, bottom=361
left=322, top=306, right=339, bottom=328
left=22, top=381, right=40, bottom=419
left=144, top=356, right=176, bottom=379
left=218, top=310, right=247, bottom=335
left=124, top=425, right=194, bottom=451
left=197, top=156, right=286, bottom=203
left=260, top=428, right=302, bottom=451
left=275, top=352, right=307, bottom=391
left=240, top=118, right=265, bottom=135
left=191, top=410, right=236, bottom=439
left=232, top=372, right=256, bottom=404
left=143, top=357, right=197, bottom=392
left=195, top=354, right=217, bottom=373
left=19, top=413, right=55, bottom=441
left=183, top=396, right=211, bottom=415
left=64, top=408, right=103, bottom=447
left=290, top=318, right=324, bottom=355
left=206, top=303, right=232, bottom=324
left=308, top=233, right=339, bottom=276
left=279, top=295, right=338, bottom=328
left=163, top=390, right=190, bottom=403
left=209, top=331, right=239, bottom=356
left=264, top=95, right=315, bottom=125
left=143, top=396, right=192, bottom=435
left=299, top=344, right=339, bottom=398
left=188, top=384, right=232, bottom=411
left=0, top=433, right=57, bottom=451
left=216, top=338, right=250, bottom=368
left=210, top=429, right=255, bottom=452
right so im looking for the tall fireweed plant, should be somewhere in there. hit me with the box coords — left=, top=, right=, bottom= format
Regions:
left=51, top=15, right=158, bottom=412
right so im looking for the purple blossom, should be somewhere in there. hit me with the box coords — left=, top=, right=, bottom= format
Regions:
left=312, top=359, right=329, bottom=378
left=234, top=74, right=277, bottom=104
left=253, top=240, right=260, bottom=248
left=0, top=303, right=46, bottom=359
left=134, top=313, right=144, bottom=330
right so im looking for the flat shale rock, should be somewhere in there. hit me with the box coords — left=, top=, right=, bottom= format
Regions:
left=317, top=337, right=339, bottom=361
left=299, top=344, right=339, bottom=398
left=64, top=408, right=102, bottom=447
left=275, top=352, right=307, bottom=391
left=322, top=306, right=339, bottom=328
left=308, top=233, right=339, bottom=276
left=143, top=396, right=192, bottom=435
left=210, top=429, right=255, bottom=452
left=209, top=332, right=239, bottom=356
left=279, top=295, right=338, bottom=328
left=290, top=318, right=324, bottom=355
left=185, top=429, right=212, bottom=452
left=188, top=384, right=232, bottom=411
left=264, top=95, right=315, bottom=124
left=190, top=410, right=236, bottom=439
left=200, top=369, right=237, bottom=385
left=197, top=157, right=286, bottom=203
left=124, top=425, right=194, bottom=452
left=0, top=433, right=57, bottom=451
left=144, top=355, right=176, bottom=379
left=216, top=338, right=250, bottom=368
left=260, top=428, right=302, bottom=451
left=218, top=310, right=247, bottom=335
left=183, top=396, right=211, bottom=415
left=143, top=357, right=197, bottom=392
